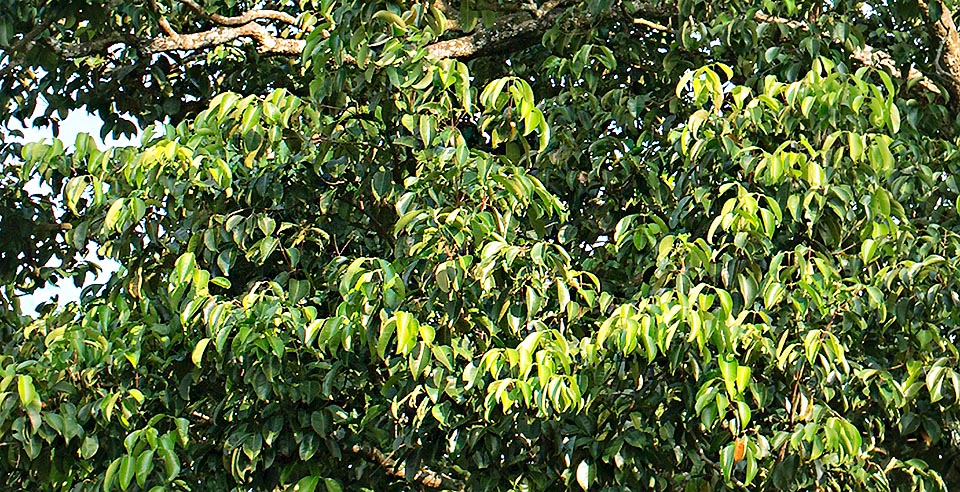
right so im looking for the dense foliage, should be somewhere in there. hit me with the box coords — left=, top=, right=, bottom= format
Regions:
left=5, top=0, right=960, bottom=490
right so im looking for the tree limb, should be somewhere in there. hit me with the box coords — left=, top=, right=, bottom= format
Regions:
left=847, top=43, right=942, bottom=95
left=147, top=23, right=305, bottom=55
left=918, top=0, right=960, bottom=104
left=50, top=35, right=127, bottom=58
left=177, top=0, right=304, bottom=29
left=349, top=443, right=464, bottom=491
left=426, top=4, right=566, bottom=59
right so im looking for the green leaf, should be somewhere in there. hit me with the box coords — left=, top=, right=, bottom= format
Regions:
left=805, top=160, right=824, bottom=188
left=927, top=365, right=947, bottom=403
left=419, top=323, right=436, bottom=345
left=104, top=458, right=121, bottom=492
left=373, top=10, right=406, bottom=29
left=764, top=46, right=780, bottom=63
left=848, top=132, right=863, bottom=163
left=762, top=282, right=784, bottom=309
left=135, top=450, right=155, bottom=488
left=259, top=237, right=280, bottom=261
left=419, top=114, right=436, bottom=147
left=860, top=239, right=879, bottom=264
left=64, top=176, right=87, bottom=215
left=17, top=375, right=36, bottom=407
left=257, top=215, right=276, bottom=237
left=889, top=102, right=900, bottom=133
left=81, top=435, right=99, bottom=459
left=738, top=273, right=758, bottom=307
left=104, top=198, right=125, bottom=231
left=719, top=355, right=739, bottom=397
left=736, top=365, right=751, bottom=394
left=324, top=478, right=344, bottom=492
left=173, top=252, right=196, bottom=285
left=720, top=443, right=735, bottom=482
left=395, top=311, right=418, bottom=355
left=295, top=477, right=320, bottom=492
left=576, top=460, right=595, bottom=490
left=872, top=135, right=894, bottom=176
left=930, top=0, right=943, bottom=21
left=872, top=189, right=891, bottom=217
left=192, top=338, right=211, bottom=367
left=119, top=455, right=135, bottom=491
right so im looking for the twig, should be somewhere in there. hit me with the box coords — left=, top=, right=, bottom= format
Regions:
left=149, top=0, right=178, bottom=36
left=633, top=17, right=671, bottom=32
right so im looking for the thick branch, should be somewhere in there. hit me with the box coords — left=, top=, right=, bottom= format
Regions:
left=147, top=23, right=305, bottom=55
left=51, top=35, right=126, bottom=58
left=177, top=0, right=303, bottom=29
left=918, top=0, right=960, bottom=105
left=633, top=17, right=670, bottom=32
left=426, top=5, right=565, bottom=59
left=350, top=444, right=464, bottom=491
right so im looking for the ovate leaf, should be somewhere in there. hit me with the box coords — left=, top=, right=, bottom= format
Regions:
left=192, top=338, right=211, bottom=367
left=576, top=460, right=595, bottom=490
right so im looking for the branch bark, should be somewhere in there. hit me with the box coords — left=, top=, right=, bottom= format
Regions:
left=427, top=4, right=566, bottom=59
left=918, top=0, right=960, bottom=105
left=349, top=444, right=464, bottom=491
left=177, top=0, right=303, bottom=29
left=147, top=23, right=305, bottom=55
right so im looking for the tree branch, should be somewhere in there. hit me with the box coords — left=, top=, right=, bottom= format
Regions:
left=28, top=0, right=960, bottom=103
left=149, top=0, right=178, bottom=36
left=49, top=35, right=126, bottom=58
left=918, top=0, right=960, bottom=105
left=0, top=13, right=58, bottom=80
left=349, top=444, right=464, bottom=491
left=848, top=43, right=942, bottom=95
left=147, top=23, right=305, bottom=55
left=633, top=17, right=670, bottom=32
left=426, top=3, right=567, bottom=59
left=177, top=0, right=304, bottom=30
left=752, top=12, right=942, bottom=96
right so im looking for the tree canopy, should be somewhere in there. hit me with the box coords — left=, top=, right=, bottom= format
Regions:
left=5, top=0, right=960, bottom=490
